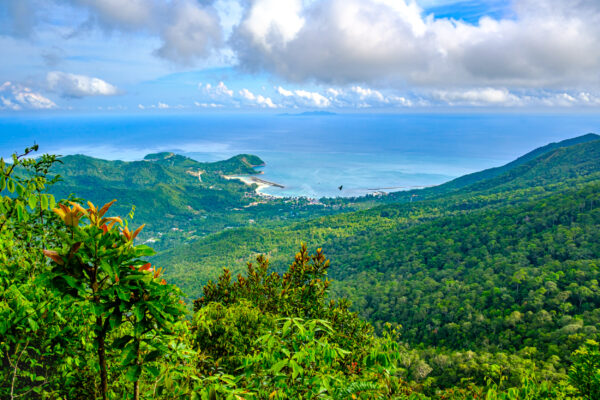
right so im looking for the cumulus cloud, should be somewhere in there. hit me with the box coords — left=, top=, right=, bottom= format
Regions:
left=200, top=81, right=234, bottom=98
left=1, top=0, right=224, bottom=65
left=63, top=0, right=223, bottom=63
left=138, top=102, right=185, bottom=110
left=232, top=0, right=600, bottom=90
left=276, top=85, right=413, bottom=108
left=431, top=88, right=522, bottom=106
left=277, top=86, right=330, bottom=108
left=154, top=1, right=222, bottom=63
left=0, top=81, right=57, bottom=110
left=194, top=101, right=224, bottom=108
left=428, top=88, right=600, bottom=107
left=239, top=88, right=277, bottom=108
left=47, top=71, right=120, bottom=98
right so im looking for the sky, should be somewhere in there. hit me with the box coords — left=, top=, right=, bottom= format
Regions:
left=1, top=0, right=600, bottom=113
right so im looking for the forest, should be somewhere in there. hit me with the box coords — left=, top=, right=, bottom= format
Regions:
left=2, top=135, right=600, bottom=399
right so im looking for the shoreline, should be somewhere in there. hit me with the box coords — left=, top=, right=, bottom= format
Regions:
left=223, top=175, right=285, bottom=197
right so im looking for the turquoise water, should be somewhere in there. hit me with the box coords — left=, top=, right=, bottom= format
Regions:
left=1, top=112, right=599, bottom=198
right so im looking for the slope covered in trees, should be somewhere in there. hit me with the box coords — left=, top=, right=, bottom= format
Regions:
left=8, top=146, right=594, bottom=398
left=156, top=135, right=600, bottom=379
left=427, top=133, right=600, bottom=196
left=4, top=135, right=600, bottom=399
left=49, top=152, right=365, bottom=250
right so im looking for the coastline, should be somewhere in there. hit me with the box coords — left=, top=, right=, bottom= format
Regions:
left=223, top=175, right=285, bottom=197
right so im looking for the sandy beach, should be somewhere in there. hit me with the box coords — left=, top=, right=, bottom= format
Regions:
left=223, top=175, right=284, bottom=196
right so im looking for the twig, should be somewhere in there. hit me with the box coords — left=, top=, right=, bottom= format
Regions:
left=10, top=340, right=29, bottom=400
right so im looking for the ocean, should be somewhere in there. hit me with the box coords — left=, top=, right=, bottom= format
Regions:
left=1, top=112, right=599, bottom=198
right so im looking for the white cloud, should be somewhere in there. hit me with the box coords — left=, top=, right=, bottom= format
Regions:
left=154, top=1, right=222, bottom=64
left=232, top=0, right=600, bottom=90
left=236, top=0, right=305, bottom=50
left=200, top=81, right=234, bottom=97
left=432, top=88, right=522, bottom=106
left=66, top=0, right=222, bottom=64
left=0, top=81, right=57, bottom=110
left=239, top=88, right=277, bottom=108
left=137, top=102, right=185, bottom=110
left=277, top=86, right=294, bottom=97
left=313, top=86, right=413, bottom=108
left=428, top=88, right=600, bottom=107
left=195, top=101, right=224, bottom=108
left=351, top=86, right=386, bottom=103
left=72, top=0, right=152, bottom=28
left=47, top=71, right=119, bottom=98
left=292, top=89, right=331, bottom=108
left=276, top=86, right=330, bottom=107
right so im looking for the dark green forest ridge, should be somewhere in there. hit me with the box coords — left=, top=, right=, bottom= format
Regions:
left=50, top=151, right=364, bottom=250
left=157, top=133, right=600, bottom=293
left=4, top=134, right=600, bottom=399
left=154, top=134, right=600, bottom=388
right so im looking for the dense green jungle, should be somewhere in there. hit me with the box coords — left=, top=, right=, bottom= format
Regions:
left=3, top=133, right=600, bottom=399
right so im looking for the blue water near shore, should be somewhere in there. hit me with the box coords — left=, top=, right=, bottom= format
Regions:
left=1, top=112, right=599, bottom=198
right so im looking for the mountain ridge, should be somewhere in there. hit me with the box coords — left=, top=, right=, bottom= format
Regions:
left=434, top=132, right=600, bottom=194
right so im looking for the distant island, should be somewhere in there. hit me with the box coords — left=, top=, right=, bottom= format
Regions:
left=277, top=111, right=338, bottom=117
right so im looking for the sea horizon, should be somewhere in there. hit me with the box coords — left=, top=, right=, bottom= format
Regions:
left=2, top=112, right=599, bottom=198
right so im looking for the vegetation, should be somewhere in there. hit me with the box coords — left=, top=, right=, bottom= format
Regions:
left=3, top=135, right=600, bottom=398
left=49, top=152, right=367, bottom=251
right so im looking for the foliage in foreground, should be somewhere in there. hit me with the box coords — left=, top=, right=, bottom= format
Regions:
left=1, top=146, right=599, bottom=399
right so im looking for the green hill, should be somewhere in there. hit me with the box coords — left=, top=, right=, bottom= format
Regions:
left=155, top=134, right=600, bottom=374
left=6, top=135, right=600, bottom=399
left=434, top=133, right=600, bottom=194
left=50, top=154, right=263, bottom=235
left=49, top=152, right=362, bottom=250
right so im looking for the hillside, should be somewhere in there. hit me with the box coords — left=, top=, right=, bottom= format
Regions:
left=155, top=135, right=600, bottom=375
left=380, top=133, right=600, bottom=203
left=4, top=136, right=600, bottom=399
left=157, top=135, right=600, bottom=292
left=433, top=133, right=600, bottom=194
left=49, top=152, right=358, bottom=249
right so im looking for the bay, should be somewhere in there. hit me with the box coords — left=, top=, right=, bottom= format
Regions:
left=1, top=112, right=599, bottom=198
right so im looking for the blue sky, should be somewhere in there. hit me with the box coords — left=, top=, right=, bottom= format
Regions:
left=1, top=0, right=600, bottom=113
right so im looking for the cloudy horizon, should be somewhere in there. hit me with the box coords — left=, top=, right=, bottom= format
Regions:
left=2, top=0, right=600, bottom=112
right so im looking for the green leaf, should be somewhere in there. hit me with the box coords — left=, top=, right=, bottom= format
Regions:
left=283, top=319, right=292, bottom=336
left=271, top=359, right=288, bottom=374
left=41, top=194, right=49, bottom=210
left=0, top=177, right=5, bottom=191
left=134, top=245, right=156, bottom=257
left=113, top=335, right=134, bottom=349
left=28, top=195, right=37, bottom=210
left=15, top=182, right=25, bottom=196
left=62, top=275, right=83, bottom=291
left=126, top=365, right=141, bottom=382
left=16, top=203, right=24, bottom=222
left=121, top=343, right=138, bottom=366
left=134, top=305, right=145, bottom=322
left=48, top=194, right=56, bottom=210
left=27, top=317, right=39, bottom=332
left=116, top=287, right=130, bottom=301
left=99, top=261, right=114, bottom=278
left=109, top=309, right=122, bottom=329
left=144, top=350, right=162, bottom=363
left=145, top=365, right=160, bottom=378
left=290, top=360, right=303, bottom=380
left=7, top=178, right=15, bottom=193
